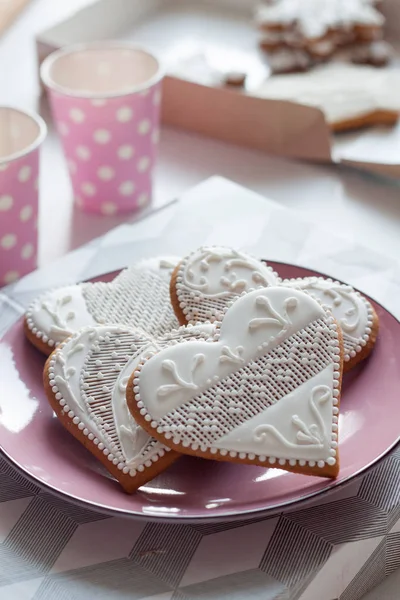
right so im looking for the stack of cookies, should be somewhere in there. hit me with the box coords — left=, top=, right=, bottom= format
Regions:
left=25, top=247, right=379, bottom=493
left=255, top=0, right=391, bottom=73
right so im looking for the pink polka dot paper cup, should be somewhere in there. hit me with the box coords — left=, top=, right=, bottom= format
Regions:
left=41, top=43, right=164, bottom=215
left=0, top=107, right=46, bottom=287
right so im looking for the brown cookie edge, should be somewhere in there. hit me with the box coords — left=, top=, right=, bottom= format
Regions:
left=170, top=262, right=189, bottom=326
left=43, top=351, right=179, bottom=494
left=343, top=304, right=379, bottom=372
left=24, top=317, right=54, bottom=356
left=126, top=320, right=344, bottom=480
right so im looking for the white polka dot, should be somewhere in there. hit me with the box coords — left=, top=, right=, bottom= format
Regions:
left=0, top=163, right=9, bottom=172
left=153, top=88, right=162, bottom=105
left=117, top=145, right=134, bottom=160
left=152, top=129, right=160, bottom=145
left=81, top=182, right=96, bottom=196
left=67, top=160, right=77, bottom=175
left=58, top=122, right=69, bottom=136
left=91, top=98, right=107, bottom=107
left=138, top=119, right=151, bottom=135
left=101, top=202, right=117, bottom=215
left=0, top=195, right=13, bottom=211
left=137, top=192, right=149, bottom=207
left=21, top=243, right=34, bottom=259
left=116, top=107, right=133, bottom=122
left=93, top=129, right=111, bottom=144
left=137, top=156, right=150, bottom=172
left=97, top=166, right=115, bottom=181
left=18, top=166, right=31, bottom=182
left=119, top=181, right=135, bottom=196
left=4, top=271, right=19, bottom=284
left=1, top=234, right=17, bottom=249
left=20, top=205, right=33, bottom=221
left=76, top=146, right=91, bottom=161
left=69, top=108, right=85, bottom=123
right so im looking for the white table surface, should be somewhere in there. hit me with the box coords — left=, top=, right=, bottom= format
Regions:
left=1, top=1, right=400, bottom=598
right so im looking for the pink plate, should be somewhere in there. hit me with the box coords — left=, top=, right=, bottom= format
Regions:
left=1, top=263, right=399, bottom=522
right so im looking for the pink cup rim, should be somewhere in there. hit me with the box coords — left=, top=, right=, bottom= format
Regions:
left=40, top=41, right=164, bottom=99
left=0, top=106, right=47, bottom=166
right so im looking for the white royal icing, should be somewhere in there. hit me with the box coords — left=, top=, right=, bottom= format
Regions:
left=47, top=322, right=216, bottom=483
left=25, top=256, right=181, bottom=349
left=255, top=0, right=383, bottom=40
left=175, top=246, right=375, bottom=365
left=175, top=246, right=280, bottom=324
left=284, top=277, right=374, bottom=363
left=26, top=286, right=96, bottom=345
left=48, top=326, right=166, bottom=478
left=214, top=365, right=335, bottom=462
left=134, top=256, right=180, bottom=274
left=133, top=286, right=341, bottom=471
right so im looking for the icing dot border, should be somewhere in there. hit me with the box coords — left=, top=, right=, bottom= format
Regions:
left=46, top=326, right=171, bottom=479
left=25, top=283, right=88, bottom=349
left=283, top=276, right=375, bottom=363
left=175, top=246, right=281, bottom=325
left=25, top=257, right=182, bottom=350
left=132, top=295, right=341, bottom=471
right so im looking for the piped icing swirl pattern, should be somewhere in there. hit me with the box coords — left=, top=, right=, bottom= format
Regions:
left=46, top=321, right=216, bottom=491
left=25, top=256, right=180, bottom=352
left=128, top=286, right=342, bottom=477
left=255, top=0, right=384, bottom=40
left=284, top=276, right=375, bottom=364
left=173, top=246, right=376, bottom=367
left=174, top=246, right=280, bottom=324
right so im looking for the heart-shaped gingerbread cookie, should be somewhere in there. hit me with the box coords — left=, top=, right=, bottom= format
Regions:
left=284, top=277, right=378, bottom=369
left=170, top=246, right=280, bottom=324
left=26, top=256, right=180, bottom=355
left=128, top=286, right=343, bottom=478
left=44, top=321, right=215, bottom=492
left=171, top=246, right=378, bottom=370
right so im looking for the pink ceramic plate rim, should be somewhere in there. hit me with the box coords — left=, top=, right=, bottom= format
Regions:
left=0, top=261, right=399, bottom=523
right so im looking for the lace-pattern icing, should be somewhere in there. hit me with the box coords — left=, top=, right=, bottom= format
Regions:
left=284, top=277, right=375, bottom=363
left=82, top=267, right=179, bottom=339
left=46, top=322, right=216, bottom=486
left=158, top=319, right=333, bottom=447
left=175, top=246, right=280, bottom=324
left=25, top=256, right=180, bottom=350
left=173, top=246, right=374, bottom=365
left=132, top=286, right=342, bottom=472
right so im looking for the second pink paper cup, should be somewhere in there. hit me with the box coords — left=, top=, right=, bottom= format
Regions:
left=0, top=107, right=46, bottom=286
left=41, top=43, right=163, bottom=214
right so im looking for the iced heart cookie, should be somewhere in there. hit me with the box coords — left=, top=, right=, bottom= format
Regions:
left=170, top=246, right=377, bottom=371
left=44, top=322, right=215, bottom=492
left=284, top=277, right=378, bottom=370
left=25, top=256, right=180, bottom=356
left=127, top=286, right=343, bottom=478
left=170, top=246, right=280, bottom=325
